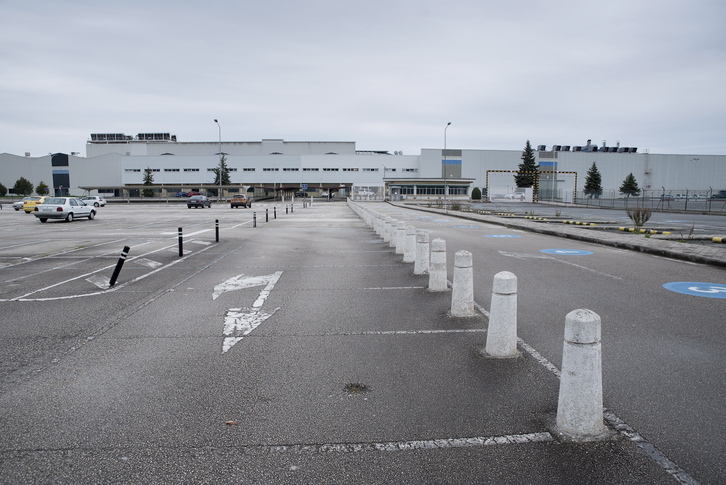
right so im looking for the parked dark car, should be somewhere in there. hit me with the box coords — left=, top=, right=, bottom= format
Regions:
left=295, top=191, right=308, bottom=197
left=187, top=195, right=211, bottom=208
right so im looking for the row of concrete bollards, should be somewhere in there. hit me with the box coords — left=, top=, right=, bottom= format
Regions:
left=348, top=201, right=606, bottom=442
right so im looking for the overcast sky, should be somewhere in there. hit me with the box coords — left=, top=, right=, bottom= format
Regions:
left=1, top=0, right=725, bottom=158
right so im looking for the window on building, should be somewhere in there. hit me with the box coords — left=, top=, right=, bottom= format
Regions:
left=303, top=168, right=319, bottom=172
left=164, top=168, right=180, bottom=172
left=416, top=186, right=445, bottom=195
left=400, top=187, right=415, bottom=195
left=343, top=168, right=359, bottom=172
left=403, top=168, right=418, bottom=172
left=243, top=168, right=255, bottom=172
left=283, top=168, right=299, bottom=171
left=263, top=168, right=279, bottom=172
left=363, top=168, right=379, bottom=172
left=183, top=168, right=200, bottom=172
left=125, top=169, right=141, bottom=172
left=323, top=168, right=339, bottom=172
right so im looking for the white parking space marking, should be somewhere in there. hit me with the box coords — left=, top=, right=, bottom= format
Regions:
left=86, top=275, right=110, bottom=289
left=2, top=242, right=216, bottom=302
left=134, top=258, right=163, bottom=269
left=161, top=229, right=213, bottom=237
left=499, top=250, right=621, bottom=280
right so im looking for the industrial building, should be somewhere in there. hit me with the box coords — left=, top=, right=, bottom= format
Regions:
left=1, top=133, right=724, bottom=201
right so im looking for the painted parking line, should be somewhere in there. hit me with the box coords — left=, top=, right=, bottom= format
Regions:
left=663, top=282, right=726, bottom=299
left=486, top=234, right=521, bottom=238
left=452, top=225, right=480, bottom=229
left=540, top=249, right=594, bottom=255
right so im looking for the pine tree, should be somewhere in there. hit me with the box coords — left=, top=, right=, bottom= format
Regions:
left=619, top=172, right=641, bottom=197
left=583, top=162, right=603, bottom=198
left=514, top=140, right=537, bottom=187
left=212, top=155, right=231, bottom=186
left=142, top=168, right=155, bottom=198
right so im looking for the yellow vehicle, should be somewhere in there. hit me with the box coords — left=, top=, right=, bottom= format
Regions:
left=230, top=194, right=252, bottom=208
left=22, top=196, right=48, bottom=213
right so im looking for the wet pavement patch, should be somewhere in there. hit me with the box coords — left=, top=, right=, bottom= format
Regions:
left=344, top=383, right=370, bottom=394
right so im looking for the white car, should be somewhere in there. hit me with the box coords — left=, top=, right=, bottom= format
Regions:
left=12, top=197, right=32, bottom=211
left=81, top=196, right=107, bottom=207
left=358, top=190, right=375, bottom=197
left=504, top=192, right=524, bottom=200
left=33, top=197, right=96, bottom=223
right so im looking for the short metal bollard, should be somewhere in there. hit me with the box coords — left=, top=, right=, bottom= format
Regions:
left=414, top=231, right=430, bottom=275
left=556, top=309, right=606, bottom=441
left=286, top=205, right=289, bottom=215
left=428, top=238, right=448, bottom=291
left=266, top=208, right=269, bottom=222
left=215, top=219, right=219, bottom=242
left=178, top=227, right=183, bottom=257
left=450, top=250, right=476, bottom=316
left=109, top=245, right=131, bottom=287
left=253, top=212, right=257, bottom=228
left=274, top=207, right=277, bottom=219
left=484, top=271, right=518, bottom=357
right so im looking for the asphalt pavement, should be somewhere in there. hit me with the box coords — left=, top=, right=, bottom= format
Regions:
left=0, top=199, right=723, bottom=484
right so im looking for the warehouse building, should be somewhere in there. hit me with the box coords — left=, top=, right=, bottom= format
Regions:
left=1, top=133, right=724, bottom=201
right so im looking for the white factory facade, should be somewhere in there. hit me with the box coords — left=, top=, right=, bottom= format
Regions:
left=1, top=133, right=724, bottom=201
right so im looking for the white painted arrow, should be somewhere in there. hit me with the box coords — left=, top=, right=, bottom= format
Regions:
left=214, top=271, right=283, bottom=353
left=213, top=272, right=283, bottom=300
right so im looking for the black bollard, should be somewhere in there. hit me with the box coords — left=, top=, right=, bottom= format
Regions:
left=266, top=208, right=269, bottom=222
left=253, top=212, right=257, bottom=228
left=286, top=205, right=289, bottom=215
left=178, top=227, right=183, bottom=257
left=109, top=246, right=131, bottom=287
left=274, top=207, right=277, bottom=219
left=215, top=219, right=219, bottom=242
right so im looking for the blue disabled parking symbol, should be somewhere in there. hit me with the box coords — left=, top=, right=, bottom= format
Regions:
left=540, top=249, right=594, bottom=255
left=663, top=282, right=726, bottom=299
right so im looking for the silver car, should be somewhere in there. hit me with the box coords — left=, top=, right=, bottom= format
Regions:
left=33, top=197, right=96, bottom=223
left=12, top=197, right=32, bottom=211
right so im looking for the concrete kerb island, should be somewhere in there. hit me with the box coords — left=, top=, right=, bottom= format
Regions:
left=385, top=201, right=726, bottom=269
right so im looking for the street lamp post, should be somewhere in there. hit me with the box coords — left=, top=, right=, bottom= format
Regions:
left=444, top=122, right=451, bottom=212
left=214, top=119, right=222, bottom=202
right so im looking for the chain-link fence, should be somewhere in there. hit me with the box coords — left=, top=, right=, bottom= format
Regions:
left=543, top=189, right=726, bottom=213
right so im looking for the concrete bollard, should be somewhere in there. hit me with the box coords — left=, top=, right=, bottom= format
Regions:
left=389, top=220, right=400, bottom=248
left=556, top=309, right=606, bottom=440
left=450, top=250, right=476, bottom=317
left=383, top=217, right=394, bottom=246
left=395, top=222, right=406, bottom=254
left=428, top=238, right=448, bottom=291
left=485, top=271, right=518, bottom=357
left=414, top=231, right=430, bottom=275
left=403, top=225, right=416, bottom=263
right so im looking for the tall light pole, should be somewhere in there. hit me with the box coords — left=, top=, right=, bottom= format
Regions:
left=444, top=121, right=451, bottom=212
left=214, top=119, right=222, bottom=202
